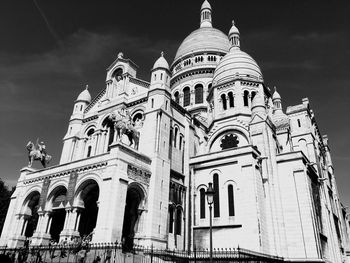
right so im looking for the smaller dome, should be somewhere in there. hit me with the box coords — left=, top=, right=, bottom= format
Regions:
left=229, top=20, right=239, bottom=36
left=213, top=49, right=263, bottom=85
left=76, top=86, right=91, bottom=103
left=153, top=52, right=169, bottom=70
left=201, top=0, right=211, bottom=10
left=272, top=88, right=281, bottom=100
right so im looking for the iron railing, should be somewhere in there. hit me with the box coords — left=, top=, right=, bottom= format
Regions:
left=0, top=243, right=284, bottom=263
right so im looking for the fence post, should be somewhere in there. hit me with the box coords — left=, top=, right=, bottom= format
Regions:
left=150, top=244, right=153, bottom=263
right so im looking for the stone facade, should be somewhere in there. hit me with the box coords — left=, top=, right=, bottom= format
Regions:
left=1, top=1, right=350, bottom=262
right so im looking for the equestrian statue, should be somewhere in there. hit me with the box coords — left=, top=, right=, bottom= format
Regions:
left=26, top=140, right=52, bottom=168
left=108, top=107, right=140, bottom=150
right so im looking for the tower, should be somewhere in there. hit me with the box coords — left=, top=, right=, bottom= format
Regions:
left=60, top=85, right=91, bottom=164
left=138, top=52, right=172, bottom=247
left=200, top=0, right=212, bottom=28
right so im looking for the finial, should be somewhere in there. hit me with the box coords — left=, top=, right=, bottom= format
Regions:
left=117, top=52, right=124, bottom=59
left=274, top=86, right=277, bottom=92
left=85, top=84, right=89, bottom=90
left=232, top=19, right=235, bottom=26
left=161, top=51, right=164, bottom=57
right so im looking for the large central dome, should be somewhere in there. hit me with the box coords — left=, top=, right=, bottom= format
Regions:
left=174, top=27, right=230, bottom=61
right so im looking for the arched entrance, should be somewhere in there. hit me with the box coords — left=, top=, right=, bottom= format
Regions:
left=122, top=184, right=144, bottom=252
left=76, top=180, right=99, bottom=238
left=47, top=186, right=67, bottom=242
left=22, top=191, right=40, bottom=238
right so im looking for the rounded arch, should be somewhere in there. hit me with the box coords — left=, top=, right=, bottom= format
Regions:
left=196, top=184, right=209, bottom=191
left=130, top=106, right=145, bottom=119
left=183, top=86, right=191, bottom=107
left=46, top=185, right=68, bottom=209
left=127, top=182, right=147, bottom=207
left=74, top=176, right=101, bottom=203
left=84, top=124, right=97, bottom=135
left=100, top=114, right=115, bottom=152
left=111, top=67, right=123, bottom=80
left=122, top=182, right=147, bottom=251
left=208, top=125, right=250, bottom=152
left=194, top=83, right=204, bottom=104
left=174, top=91, right=180, bottom=104
left=74, top=177, right=100, bottom=238
left=223, top=179, right=238, bottom=189
left=22, top=190, right=41, bottom=215
left=21, top=190, right=41, bottom=238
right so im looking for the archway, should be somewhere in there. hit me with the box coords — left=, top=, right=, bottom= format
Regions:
left=122, top=184, right=144, bottom=252
left=23, top=191, right=40, bottom=238
left=48, top=186, right=67, bottom=242
left=77, top=180, right=100, bottom=239
left=102, top=117, right=115, bottom=152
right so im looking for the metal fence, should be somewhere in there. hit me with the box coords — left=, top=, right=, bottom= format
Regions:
left=0, top=243, right=285, bottom=263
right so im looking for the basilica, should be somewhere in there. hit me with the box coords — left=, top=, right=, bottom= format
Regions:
left=1, top=1, right=350, bottom=262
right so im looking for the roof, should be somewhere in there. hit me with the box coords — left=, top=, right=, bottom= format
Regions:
left=213, top=48, right=263, bottom=85
left=174, top=27, right=230, bottom=62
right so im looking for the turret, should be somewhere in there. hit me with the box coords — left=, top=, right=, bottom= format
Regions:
left=60, top=85, right=91, bottom=164
left=72, top=85, right=91, bottom=118
left=251, top=91, right=266, bottom=116
left=200, top=0, right=212, bottom=28
left=146, top=52, right=171, bottom=112
left=272, top=87, right=282, bottom=113
left=228, top=20, right=240, bottom=49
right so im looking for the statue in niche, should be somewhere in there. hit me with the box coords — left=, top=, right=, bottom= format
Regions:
left=26, top=139, right=52, bottom=168
left=108, top=107, right=140, bottom=150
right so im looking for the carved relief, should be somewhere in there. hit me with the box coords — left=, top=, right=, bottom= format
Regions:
left=127, top=164, right=151, bottom=184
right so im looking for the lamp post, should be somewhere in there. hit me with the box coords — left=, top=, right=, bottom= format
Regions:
left=206, top=182, right=215, bottom=263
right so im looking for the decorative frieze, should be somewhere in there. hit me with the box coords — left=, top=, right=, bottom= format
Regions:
left=127, top=164, right=151, bottom=184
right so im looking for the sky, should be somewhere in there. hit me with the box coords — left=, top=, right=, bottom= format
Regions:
left=0, top=0, right=349, bottom=203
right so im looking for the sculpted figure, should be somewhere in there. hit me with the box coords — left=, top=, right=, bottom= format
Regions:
left=26, top=140, right=52, bottom=168
left=108, top=107, right=140, bottom=150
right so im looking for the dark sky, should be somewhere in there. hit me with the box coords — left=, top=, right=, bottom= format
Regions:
left=1, top=0, right=350, bottom=204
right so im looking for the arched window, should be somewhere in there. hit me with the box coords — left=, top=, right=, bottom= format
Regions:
left=102, top=118, right=114, bottom=152
left=228, top=185, right=235, bottom=216
left=228, top=92, right=234, bottom=108
left=87, top=146, right=92, bottom=157
left=87, top=128, right=94, bottom=137
left=243, top=90, right=249, bottom=107
left=200, top=188, right=206, bottom=219
left=251, top=91, right=256, bottom=102
left=195, top=84, right=204, bottom=104
left=175, top=208, right=182, bottom=235
left=169, top=206, right=174, bottom=233
left=174, top=91, right=180, bottom=104
left=221, top=94, right=227, bottom=110
left=297, top=119, right=301, bottom=127
left=213, top=173, right=220, bottom=217
left=179, top=136, right=183, bottom=150
left=208, top=83, right=212, bottom=91
left=174, top=127, right=178, bottom=148
left=112, top=68, right=123, bottom=80
left=132, top=112, right=143, bottom=123
left=183, top=87, right=190, bottom=107
left=151, top=98, right=154, bottom=108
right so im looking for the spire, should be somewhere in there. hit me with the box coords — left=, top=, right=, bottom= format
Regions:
left=229, top=20, right=240, bottom=50
left=251, top=91, right=266, bottom=115
left=272, top=86, right=282, bottom=112
left=200, top=0, right=212, bottom=28
left=152, top=51, right=169, bottom=71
